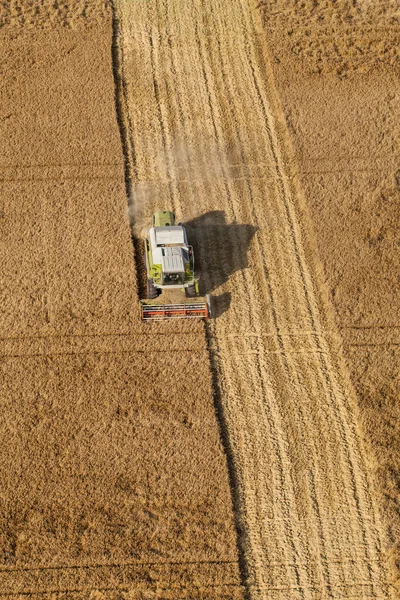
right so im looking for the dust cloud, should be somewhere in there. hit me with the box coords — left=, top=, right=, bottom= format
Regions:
left=127, top=136, right=232, bottom=237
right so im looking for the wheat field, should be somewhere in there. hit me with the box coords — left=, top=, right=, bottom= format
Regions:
left=0, top=0, right=395, bottom=597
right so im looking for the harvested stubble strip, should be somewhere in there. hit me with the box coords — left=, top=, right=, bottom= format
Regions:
left=115, top=0, right=390, bottom=596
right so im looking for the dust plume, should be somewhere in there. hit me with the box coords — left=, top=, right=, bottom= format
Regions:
left=127, top=137, right=232, bottom=236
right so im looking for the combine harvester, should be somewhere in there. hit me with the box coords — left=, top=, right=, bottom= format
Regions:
left=139, top=211, right=211, bottom=321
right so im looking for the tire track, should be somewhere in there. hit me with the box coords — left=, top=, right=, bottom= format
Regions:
left=245, top=4, right=384, bottom=590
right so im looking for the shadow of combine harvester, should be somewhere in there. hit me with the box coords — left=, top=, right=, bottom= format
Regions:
left=185, top=211, right=258, bottom=318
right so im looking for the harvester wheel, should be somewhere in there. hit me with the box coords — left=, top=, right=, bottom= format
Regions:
left=185, top=284, right=197, bottom=298
left=147, top=279, right=158, bottom=299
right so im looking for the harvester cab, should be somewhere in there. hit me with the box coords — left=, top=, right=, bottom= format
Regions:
left=139, top=211, right=211, bottom=321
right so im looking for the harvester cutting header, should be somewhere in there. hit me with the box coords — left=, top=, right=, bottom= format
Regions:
left=139, top=211, right=211, bottom=321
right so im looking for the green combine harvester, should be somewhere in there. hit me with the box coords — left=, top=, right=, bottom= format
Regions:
left=139, top=211, right=211, bottom=321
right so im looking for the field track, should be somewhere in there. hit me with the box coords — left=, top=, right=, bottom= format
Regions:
left=113, top=0, right=390, bottom=597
